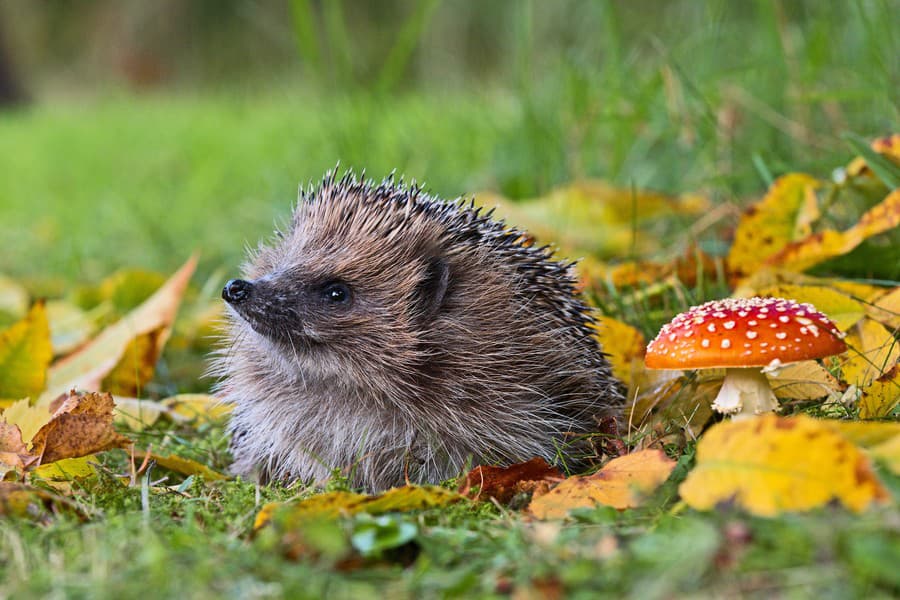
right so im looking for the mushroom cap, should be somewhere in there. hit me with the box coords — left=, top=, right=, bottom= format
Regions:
left=645, top=297, right=847, bottom=369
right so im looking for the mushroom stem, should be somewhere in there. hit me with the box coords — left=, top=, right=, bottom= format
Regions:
left=711, top=367, right=779, bottom=418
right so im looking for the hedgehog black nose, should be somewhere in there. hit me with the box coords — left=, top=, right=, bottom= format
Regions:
left=223, top=279, right=253, bottom=304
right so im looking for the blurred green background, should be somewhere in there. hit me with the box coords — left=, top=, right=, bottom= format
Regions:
left=0, top=0, right=896, bottom=284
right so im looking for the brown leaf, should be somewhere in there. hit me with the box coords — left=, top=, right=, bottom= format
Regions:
left=0, top=422, right=38, bottom=477
left=459, top=457, right=563, bottom=503
left=41, top=256, right=197, bottom=405
left=528, top=450, right=676, bottom=519
left=31, top=391, right=131, bottom=465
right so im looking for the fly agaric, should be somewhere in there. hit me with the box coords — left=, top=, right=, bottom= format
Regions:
left=644, top=297, right=847, bottom=417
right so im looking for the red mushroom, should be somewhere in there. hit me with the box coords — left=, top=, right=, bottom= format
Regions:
left=644, top=297, right=847, bottom=417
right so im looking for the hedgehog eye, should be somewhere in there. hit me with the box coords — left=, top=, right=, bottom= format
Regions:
left=322, top=282, right=351, bottom=305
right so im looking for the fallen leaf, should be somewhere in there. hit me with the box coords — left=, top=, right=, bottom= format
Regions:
left=754, top=284, right=865, bottom=331
left=32, top=455, right=97, bottom=480
left=0, top=422, right=37, bottom=478
left=840, top=319, right=900, bottom=388
left=727, top=173, right=820, bottom=280
left=1, top=397, right=53, bottom=447
left=766, top=189, right=900, bottom=273
left=0, top=481, right=89, bottom=521
left=30, top=391, right=131, bottom=465
left=101, top=326, right=166, bottom=397
left=459, top=457, right=563, bottom=503
left=868, top=435, right=900, bottom=476
left=733, top=269, right=883, bottom=302
left=767, top=360, right=841, bottom=400
left=255, top=485, right=465, bottom=531
left=679, top=414, right=890, bottom=516
left=528, top=449, right=676, bottom=519
left=41, top=256, right=197, bottom=404
left=161, top=394, right=232, bottom=423
left=824, top=420, right=900, bottom=448
left=113, top=397, right=172, bottom=431
left=132, top=449, right=227, bottom=481
left=592, top=317, right=646, bottom=389
left=45, top=300, right=96, bottom=356
left=0, top=301, right=52, bottom=402
left=857, top=365, right=900, bottom=419
left=0, top=274, right=28, bottom=323
left=866, top=287, right=900, bottom=329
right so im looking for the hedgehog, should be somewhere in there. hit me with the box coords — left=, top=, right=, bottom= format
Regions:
left=214, top=170, right=623, bottom=491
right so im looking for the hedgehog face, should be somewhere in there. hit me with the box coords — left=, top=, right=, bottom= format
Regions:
left=223, top=201, right=452, bottom=382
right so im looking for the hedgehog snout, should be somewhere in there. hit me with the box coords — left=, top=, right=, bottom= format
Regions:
left=223, top=279, right=253, bottom=304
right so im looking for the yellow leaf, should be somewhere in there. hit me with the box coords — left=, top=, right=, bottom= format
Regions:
left=101, top=326, right=166, bottom=397
left=857, top=366, right=900, bottom=419
left=162, top=394, right=232, bottom=423
left=113, top=397, right=170, bottom=431
left=679, top=415, right=889, bottom=516
left=32, top=455, right=97, bottom=480
left=823, top=420, right=900, bottom=449
left=767, top=189, right=900, bottom=273
left=0, top=481, right=88, bottom=521
left=840, top=319, right=900, bottom=388
left=1, top=397, right=53, bottom=447
left=45, top=300, right=96, bottom=356
left=485, top=181, right=709, bottom=259
left=733, top=269, right=883, bottom=302
left=254, top=485, right=465, bottom=531
left=132, top=450, right=227, bottom=481
left=592, top=317, right=646, bottom=389
left=866, top=287, right=900, bottom=330
left=528, top=450, right=676, bottom=519
left=30, top=391, right=131, bottom=465
left=628, top=375, right=716, bottom=435
left=869, top=436, right=900, bottom=476
left=0, top=274, right=28, bottom=322
left=755, top=284, right=864, bottom=331
left=41, top=256, right=197, bottom=405
left=727, top=174, right=820, bottom=280
left=0, top=302, right=52, bottom=402
left=767, top=360, right=841, bottom=400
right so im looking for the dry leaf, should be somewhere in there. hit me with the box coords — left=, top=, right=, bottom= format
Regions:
left=727, top=174, right=820, bottom=280
left=0, top=274, right=28, bottom=322
left=679, top=414, right=889, bottom=516
left=767, top=361, right=841, bottom=400
left=30, top=391, right=131, bottom=465
left=0, top=481, right=88, bottom=521
left=41, top=256, right=197, bottom=405
left=162, top=394, right=232, bottom=423
left=0, top=422, right=37, bottom=477
left=132, top=449, right=227, bottom=481
left=459, top=457, right=563, bottom=503
left=255, top=485, right=465, bottom=531
left=866, top=287, right=900, bottom=329
left=840, top=319, right=900, bottom=388
left=592, top=317, right=646, bottom=389
left=733, top=269, right=883, bottom=302
left=857, top=365, right=900, bottom=419
left=101, top=326, right=166, bottom=397
left=0, top=301, right=53, bottom=402
left=1, top=397, right=53, bottom=448
left=45, top=300, right=96, bottom=356
left=767, top=189, right=900, bottom=273
left=528, top=450, right=676, bottom=519
left=754, top=284, right=865, bottom=331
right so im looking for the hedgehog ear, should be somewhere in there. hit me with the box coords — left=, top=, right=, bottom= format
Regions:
left=416, top=257, right=449, bottom=319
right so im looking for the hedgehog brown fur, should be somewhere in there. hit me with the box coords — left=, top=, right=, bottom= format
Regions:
left=213, top=170, right=623, bottom=491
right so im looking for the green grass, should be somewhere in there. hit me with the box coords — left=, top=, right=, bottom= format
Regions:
left=1, top=1, right=899, bottom=597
